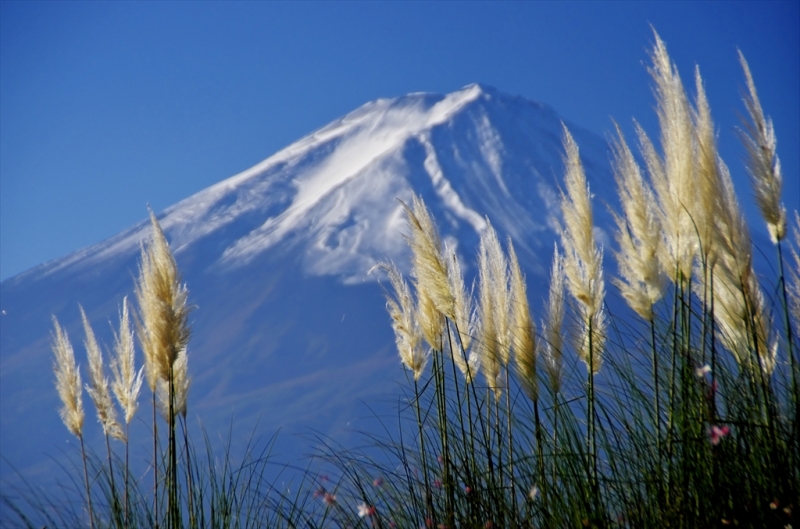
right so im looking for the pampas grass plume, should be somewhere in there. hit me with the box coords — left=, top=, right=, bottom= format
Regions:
left=135, top=210, right=191, bottom=391
left=560, top=125, right=606, bottom=372
left=610, top=123, right=665, bottom=320
left=644, top=31, right=697, bottom=282
left=478, top=226, right=502, bottom=395
left=81, top=306, right=125, bottom=441
left=381, top=262, right=429, bottom=381
left=401, top=195, right=455, bottom=322
left=541, top=246, right=566, bottom=393
left=110, top=297, right=144, bottom=425
left=446, top=243, right=479, bottom=382
left=157, top=347, right=190, bottom=418
left=508, top=240, right=537, bottom=402
left=52, top=317, right=85, bottom=438
left=738, top=51, right=786, bottom=244
left=788, top=211, right=800, bottom=326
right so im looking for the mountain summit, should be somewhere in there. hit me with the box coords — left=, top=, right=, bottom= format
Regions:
left=0, top=84, right=613, bottom=486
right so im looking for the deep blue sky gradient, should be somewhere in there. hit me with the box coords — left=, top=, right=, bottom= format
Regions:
left=1, top=1, right=798, bottom=280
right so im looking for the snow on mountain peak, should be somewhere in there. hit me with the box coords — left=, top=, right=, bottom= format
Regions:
left=31, top=83, right=610, bottom=285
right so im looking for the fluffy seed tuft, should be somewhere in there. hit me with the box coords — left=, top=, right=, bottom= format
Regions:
left=81, top=306, right=125, bottom=441
left=52, top=317, right=85, bottom=438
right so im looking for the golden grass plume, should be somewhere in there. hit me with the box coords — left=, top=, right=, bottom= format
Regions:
left=110, top=297, right=144, bottom=425
left=610, top=123, right=665, bottom=320
left=135, top=211, right=191, bottom=393
left=737, top=51, right=786, bottom=244
left=80, top=306, right=125, bottom=442
left=52, top=317, right=85, bottom=438
left=508, top=240, right=537, bottom=402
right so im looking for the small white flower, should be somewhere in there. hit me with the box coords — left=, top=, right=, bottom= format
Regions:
left=696, top=364, right=711, bottom=378
left=357, top=502, right=375, bottom=518
left=529, top=485, right=540, bottom=500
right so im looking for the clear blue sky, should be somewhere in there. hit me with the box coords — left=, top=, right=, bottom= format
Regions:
left=1, top=1, right=798, bottom=281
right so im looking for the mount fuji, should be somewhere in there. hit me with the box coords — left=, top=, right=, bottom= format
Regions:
left=0, top=84, right=615, bottom=489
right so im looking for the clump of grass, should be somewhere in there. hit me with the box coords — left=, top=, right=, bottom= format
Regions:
left=315, top=30, right=798, bottom=528
left=3, top=213, right=306, bottom=529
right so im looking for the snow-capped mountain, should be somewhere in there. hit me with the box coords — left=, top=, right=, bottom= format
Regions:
left=0, top=84, right=614, bottom=490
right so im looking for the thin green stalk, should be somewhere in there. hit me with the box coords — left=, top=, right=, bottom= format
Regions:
left=152, top=389, right=159, bottom=529
left=504, top=367, right=517, bottom=524
left=413, top=377, right=434, bottom=525
left=533, top=399, right=547, bottom=513
left=776, top=242, right=799, bottom=455
left=649, top=318, right=661, bottom=457
left=104, top=433, right=122, bottom=528
left=168, top=366, right=178, bottom=529
left=431, top=345, right=455, bottom=527
left=181, top=415, right=196, bottom=529
left=79, top=434, right=96, bottom=529
left=124, top=422, right=130, bottom=529
left=446, top=322, right=479, bottom=525
left=587, top=316, right=597, bottom=510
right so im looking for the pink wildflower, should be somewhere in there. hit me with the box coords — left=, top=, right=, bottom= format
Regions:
left=433, top=479, right=442, bottom=489
left=373, top=477, right=384, bottom=487
left=323, top=492, right=337, bottom=506
left=709, top=424, right=730, bottom=445
left=464, top=485, right=472, bottom=494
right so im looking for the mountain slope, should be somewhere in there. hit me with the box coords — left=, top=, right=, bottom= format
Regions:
left=0, top=84, right=614, bottom=489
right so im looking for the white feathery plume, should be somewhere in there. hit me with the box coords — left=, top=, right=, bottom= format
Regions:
left=446, top=242, right=479, bottom=382
left=380, top=262, right=429, bottom=381
left=478, top=228, right=502, bottom=396
left=709, top=161, right=776, bottom=374
left=157, top=347, right=190, bottom=419
left=52, top=317, right=85, bottom=438
left=610, top=123, right=666, bottom=320
left=560, top=125, right=606, bottom=373
left=401, top=195, right=455, bottom=322
left=81, top=306, right=125, bottom=441
left=642, top=31, right=698, bottom=283
left=111, top=297, right=144, bottom=425
left=483, top=221, right=511, bottom=366
left=541, top=246, right=566, bottom=393
left=788, top=211, right=800, bottom=326
left=508, top=240, right=538, bottom=402
left=737, top=51, right=786, bottom=244
left=135, top=210, right=191, bottom=393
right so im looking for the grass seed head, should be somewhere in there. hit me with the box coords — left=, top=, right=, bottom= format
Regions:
left=52, top=317, right=85, bottom=438
left=380, top=262, right=429, bottom=380
left=446, top=243, right=478, bottom=382
left=610, top=123, right=666, bottom=320
left=737, top=51, right=786, bottom=243
left=135, top=210, right=192, bottom=392
left=402, top=195, right=455, bottom=321
left=541, top=245, right=566, bottom=392
left=559, top=125, right=606, bottom=372
left=110, top=297, right=144, bottom=425
left=645, top=31, right=698, bottom=283
left=509, top=240, right=538, bottom=402
left=81, top=306, right=125, bottom=441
